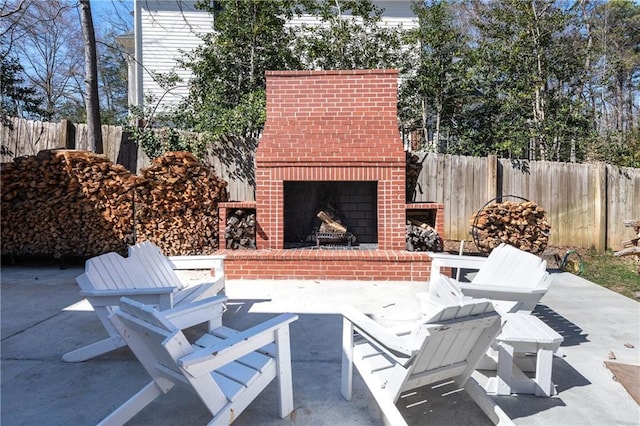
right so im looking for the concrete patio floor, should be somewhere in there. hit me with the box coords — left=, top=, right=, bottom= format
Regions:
left=1, top=260, right=639, bottom=425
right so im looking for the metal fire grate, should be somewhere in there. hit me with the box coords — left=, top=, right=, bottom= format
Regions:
left=315, top=231, right=354, bottom=247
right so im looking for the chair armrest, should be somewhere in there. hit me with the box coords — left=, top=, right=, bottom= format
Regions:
left=80, top=287, right=175, bottom=297
left=168, top=255, right=226, bottom=284
left=81, top=287, right=175, bottom=309
left=184, top=277, right=225, bottom=292
left=179, top=313, right=298, bottom=377
left=428, top=252, right=487, bottom=281
left=163, top=295, right=227, bottom=329
left=166, top=255, right=225, bottom=271
left=459, top=283, right=546, bottom=303
left=428, top=252, right=488, bottom=266
left=340, top=305, right=417, bottom=357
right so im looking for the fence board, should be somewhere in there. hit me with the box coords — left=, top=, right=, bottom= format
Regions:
left=557, top=163, right=570, bottom=246
left=581, top=166, right=591, bottom=249
left=463, top=156, right=473, bottom=234
left=548, top=161, right=560, bottom=246
left=414, top=154, right=639, bottom=250
left=422, top=152, right=434, bottom=201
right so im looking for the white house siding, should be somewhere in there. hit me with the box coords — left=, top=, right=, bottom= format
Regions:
left=135, top=0, right=416, bottom=112
left=287, top=1, right=418, bottom=29
left=138, top=0, right=214, bottom=112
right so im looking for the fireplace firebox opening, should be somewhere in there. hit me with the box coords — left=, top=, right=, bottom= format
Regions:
left=283, top=181, right=378, bottom=249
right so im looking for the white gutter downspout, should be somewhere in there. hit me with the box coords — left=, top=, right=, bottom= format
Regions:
left=134, top=0, right=144, bottom=112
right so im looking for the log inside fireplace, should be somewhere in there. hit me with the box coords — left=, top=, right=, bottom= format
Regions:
left=314, top=209, right=356, bottom=247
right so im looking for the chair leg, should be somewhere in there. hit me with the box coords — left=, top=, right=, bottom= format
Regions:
left=275, top=326, right=294, bottom=418
left=357, top=365, right=407, bottom=426
left=341, top=319, right=354, bottom=401
left=98, top=381, right=165, bottom=426
left=62, top=335, right=126, bottom=362
left=464, top=378, right=514, bottom=426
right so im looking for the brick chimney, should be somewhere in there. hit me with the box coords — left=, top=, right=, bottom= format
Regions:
left=255, top=70, right=406, bottom=250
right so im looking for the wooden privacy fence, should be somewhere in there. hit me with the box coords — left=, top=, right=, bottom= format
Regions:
left=1, top=117, right=138, bottom=170
left=0, top=117, right=253, bottom=201
left=2, top=117, right=638, bottom=251
left=412, top=153, right=639, bottom=251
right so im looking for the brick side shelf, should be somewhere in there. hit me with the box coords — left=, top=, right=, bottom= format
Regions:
left=218, top=201, right=257, bottom=249
left=406, top=202, right=445, bottom=236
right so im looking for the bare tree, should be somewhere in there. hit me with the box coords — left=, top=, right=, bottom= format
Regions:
left=2, top=0, right=84, bottom=120
left=80, top=0, right=103, bottom=153
left=0, top=0, right=30, bottom=51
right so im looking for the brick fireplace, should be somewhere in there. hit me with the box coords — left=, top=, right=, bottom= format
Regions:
left=217, top=70, right=444, bottom=280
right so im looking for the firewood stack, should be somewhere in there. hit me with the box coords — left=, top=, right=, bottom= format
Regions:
left=1, top=150, right=228, bottom=258
left=470, top=200, right=550, bottom=254
left=406, top=219, right=443, bottom=251
left=224, top=209, right=256, bottom=249
left=134, top=151, right=228, bottom=256
left=1, top=150, right=136, bottom=258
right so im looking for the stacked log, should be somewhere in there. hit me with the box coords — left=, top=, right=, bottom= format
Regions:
left=135, top=151, right=228, bottom=256
left=1, top=150, right=228, bottom=258
left=224, top=209, right=256, bottom=249
left=1, top=150, right=136, bottom=257
left=470, top=200, right=550, bottom=254
left=406, top=219, right=443, bottom=252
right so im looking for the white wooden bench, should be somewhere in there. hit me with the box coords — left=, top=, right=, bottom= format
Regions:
left=485, top=313, right=563, bottom=397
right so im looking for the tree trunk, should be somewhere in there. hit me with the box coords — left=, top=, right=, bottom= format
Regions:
left=80, top=0, right=103, bottom=154
left=530, top=1, right=547, bottom=161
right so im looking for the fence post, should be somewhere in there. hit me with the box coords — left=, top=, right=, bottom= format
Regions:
left=59, top=119, right=76, bottom=149
left=594, top=162, right=607, bottom=251
left=486, top=154, right=498, bottom=200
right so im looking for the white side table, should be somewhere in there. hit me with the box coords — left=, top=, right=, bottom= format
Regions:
left=486, top=313, right=563, bottom=397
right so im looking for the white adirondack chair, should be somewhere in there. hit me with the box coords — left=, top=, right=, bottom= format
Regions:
left=99, top=296, right=298, bottom=425
left=63, top=241, right=225, bottom=362
left=340, top=296, right=513, bottom=426
left=428, top=243, right=553, bottom=314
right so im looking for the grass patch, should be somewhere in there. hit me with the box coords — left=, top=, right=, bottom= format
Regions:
left=579, top=249, right=640, bottom=300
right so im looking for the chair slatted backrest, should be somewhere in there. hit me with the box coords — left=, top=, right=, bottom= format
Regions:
left=472, top=243, right=548, bottom=289
left=82, top=250, right=176, bottom=292
left=128, top=241, right=184, bottom=290
left=82, top=252, right=150, bottom=291
left=421, top=276, right=483, bottom=323
left=407, top=300, right=500, bottom=390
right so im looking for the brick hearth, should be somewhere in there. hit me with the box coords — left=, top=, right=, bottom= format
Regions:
left=215, top=248, right=432, bottom=281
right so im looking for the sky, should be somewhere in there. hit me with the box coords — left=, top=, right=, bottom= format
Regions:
left=89, top=0, right=134, bottom=37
